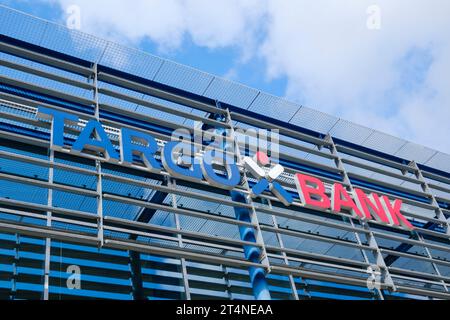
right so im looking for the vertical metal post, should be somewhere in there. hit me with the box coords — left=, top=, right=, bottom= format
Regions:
left=223, top=105, right=271, bottom=300
left=409, top=161, right=450, bottom=234
left=11, top=234, right=19, bottom=300
left=93, top=63, right=100, bottom=120
left=96, top=161, right=104, bottom=246
left=169, top=179, right=191, bottom=299
left=266, top=198, right=301, bottom=300
left=416, top=232, right=448, bottom=292
left=92, top=63, right=104, bottom=247
left=42, top=149, right=54, bottom=300
left=408, top=161, right=448, bottom=292
left=222, top=265, right=233, bottom=299
left=326, top=134, right=395, bottom=299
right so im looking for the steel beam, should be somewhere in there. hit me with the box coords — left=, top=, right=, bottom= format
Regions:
left=169, top=179, right=191, bottom=299
left=128, top=179, right=168, bottom=300
left=326, top=134, right=391, bottom=299
left=266, top=199, right=301, bottom=300
left=42, top=148, right=53, bottom=300
left=0, top=40, right=93, bottom=77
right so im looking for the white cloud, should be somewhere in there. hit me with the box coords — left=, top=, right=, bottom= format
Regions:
left=44, top=0, right=450, bottom=153
left=46, top=0, right=266, bottom=53
left=259, top=0, right=450, bottom=154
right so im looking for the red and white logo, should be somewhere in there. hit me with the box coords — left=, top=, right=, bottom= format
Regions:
left=243, top=151, right=293, bottom=206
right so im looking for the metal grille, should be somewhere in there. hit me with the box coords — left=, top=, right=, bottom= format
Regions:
left=0, top=5, right=449, bottom=301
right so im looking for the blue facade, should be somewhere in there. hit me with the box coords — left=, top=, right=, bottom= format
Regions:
left=0, top=6, right=449, bottom=300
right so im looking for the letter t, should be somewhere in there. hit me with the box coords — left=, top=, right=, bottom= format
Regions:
left=37, top=107, right=78, bottom=148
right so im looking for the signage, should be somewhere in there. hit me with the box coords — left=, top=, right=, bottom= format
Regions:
left=243, top=151, right=293, bottom=206
left=37, top=107, right=414, bottom=230
left=295, top=173, right=413, bottom=229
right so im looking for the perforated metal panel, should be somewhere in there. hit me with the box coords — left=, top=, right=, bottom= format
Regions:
left=394, top=142, right=437, bottom=164
left=249, top=92, right=300, bottom=121
left=329, top=120, right=374, bottom=145
left=290, top=106, right=339, bottom=134
left=98, top=42, right=164, bottom=80
left=203, top=76, right=259, bottom=108
left=424, top=152, right=450, bottom=173
left=153, top=60, right=214, bottom=96
left=362, top=131, right=407, bottom=155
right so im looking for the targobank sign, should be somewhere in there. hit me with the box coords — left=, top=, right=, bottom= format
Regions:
left=38, top=107, right=414, bottom=230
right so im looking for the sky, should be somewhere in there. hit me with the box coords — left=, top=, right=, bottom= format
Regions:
left=1, top=0, right=449, bottom=154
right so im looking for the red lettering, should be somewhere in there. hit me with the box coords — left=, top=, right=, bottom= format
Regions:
left=332, top=183, right=363, bottom=218
left=381, top=196, right=414, bottom=230
left=354, top=189, right=390, bottom=223
left=294, top=173, right=330, bottom=209
left=293, top=173, right=413, bottom=230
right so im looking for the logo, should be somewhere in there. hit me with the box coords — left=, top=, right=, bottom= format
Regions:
left=243, top=151, right=293, bottom=206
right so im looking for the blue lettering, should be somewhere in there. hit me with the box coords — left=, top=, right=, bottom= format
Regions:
left=120, top=128, right=161, bottom=171
left=201, top=149, right=240, bottom=190
left=37, top=107, right=78, bottom=147
left=38, top=107, right=244, bottom=190
left=161, top=141, right=202, bottom=182
left=72, top=120, right=119, bottom=161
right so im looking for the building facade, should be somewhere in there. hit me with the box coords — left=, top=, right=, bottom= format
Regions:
left=0, top=6, right=450, bottom=300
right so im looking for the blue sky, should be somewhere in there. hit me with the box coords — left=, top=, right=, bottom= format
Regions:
left=1, top=0, right=449, bottom=154
left=0, top=0, right=287, bottom=96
